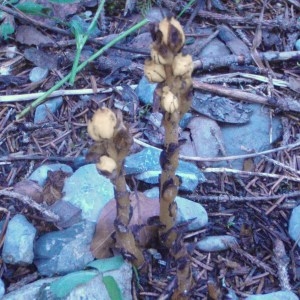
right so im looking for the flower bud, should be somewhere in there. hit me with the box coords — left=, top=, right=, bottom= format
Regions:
left=88, top=108, right=117, bottom=141
left=144, top=59, right=166, bottom=83
left=161, top=87, right=179, bottom=113
left=96, top=155, right=117, bottom=173
left=159, top=17, right=185, bottom=53
left=172, top=53, right=193, bottom=77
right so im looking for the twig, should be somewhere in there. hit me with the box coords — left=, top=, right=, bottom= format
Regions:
left=0, top=4, right=69, bottom=35
left=193, top=79, right=300, bottom=113
left=229, top=242, right=276, bottom=276
left=197, top=9, right=300, bottom=30
left=193, top=51, right=300, bottom=71
left=0, top=190, right=59, bottom=222
left=188, top=190, right=300, bottom=202
left=273, top=238, right=291, bottom=290
left=0, top=85, right=137, bottom=103
left=0, top=153, right=75, bottom=162
left=134, top=139, right=300, bottom=162
left=203, top=167, right=300, bottom=183
left=261, top=155, right=300, bottom=176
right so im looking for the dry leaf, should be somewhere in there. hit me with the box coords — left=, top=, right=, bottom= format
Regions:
left=91, top=192, right=159, bottom=258
left=13, top=180, right=43, bottom=203
left=16, top=25, right=54, bottom=46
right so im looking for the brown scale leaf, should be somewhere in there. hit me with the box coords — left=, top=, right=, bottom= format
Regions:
left=91, top=192, right=159, bottom=258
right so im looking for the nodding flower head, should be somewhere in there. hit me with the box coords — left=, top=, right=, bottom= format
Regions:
left=96, top=155, right=117, bottom=174
left=158, top=17, right=185, bottom=54
left=88, top=108, right=117, bottom=141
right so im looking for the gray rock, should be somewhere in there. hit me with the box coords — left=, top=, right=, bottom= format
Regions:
left=66, top=261, right=132, bottom=300
left=196, top=235, right=237, bottom=252
left=180, top=116, right=223, bottom=166
left=0, top=279, right=5, bottom=298
left=192, top=91, right=252, bottom=124
left=245, top=291, right=299, bottom=300
left=29, top=67, right=49, bottom=82
left=62, top=164, right=114, bottom=223
left=34, top=96, right=63, bottom=124
left=288, top=205, right=300, bottom=246
left=34, top=221, right=95, bottom=276
left=50, top=200, right=82, bottom=229
left=125, top=147, right=205, bottom=192
left=29, top=163, right=73, bottom=187
left=136, top=76, right=157, bottom=105
left=218, top=104, right=282, bottom=169
left=144, top=187, right=208, bottom=230
left=2, top=214, right=36, bottom=265
left=176, top=196, right=208, bottom=230
left=2, top=278, right=58, bottom=300
left=199, top=38, right=231, bottom=58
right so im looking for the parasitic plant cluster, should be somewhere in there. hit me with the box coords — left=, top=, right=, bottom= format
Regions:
left=88, top=16, right=195, bottom=299
left=88, top=107, right=145, bottom=269
left=144, top=16, right=194, bottom=298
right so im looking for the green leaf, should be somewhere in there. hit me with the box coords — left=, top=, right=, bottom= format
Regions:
left=0, top=22, right=14, bottom=40
left=15, top=2, right=50, bottom=15
left=49, top=270, right=98, bottom=298
left=87, top=256, right=125, bottom=273
left=49, top=0, right=79, bottom=3
left=103, top=276, right=123, bottom=300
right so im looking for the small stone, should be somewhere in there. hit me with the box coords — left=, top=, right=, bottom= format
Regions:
left=29, top=67, right=49, bottom=82
left=245, top=290, right=299, bottom=300
left=196, top=235, right=237, bottom=252
left=34, top=96, right=63, bottom=124
left=34, top=221, right=95, bottom=276
left=136, top=76, right=157, bottom=105
left=2, top=214, right=36, bottom=265
left=29, top=163, right=73, bottom=187
left=288, top=204, right=300, bottom=247
left=144, top=187, right=208, bottom=230
left=125, top=147, right=205, bottom=192
left=2, top=278, right=58, bottom=300
left=199, top=38, right=231, bottom=58
left=217, top=104, right=282, bottom=170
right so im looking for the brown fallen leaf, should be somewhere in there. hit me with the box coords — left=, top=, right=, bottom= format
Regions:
left=91, top=192, right=160, bottom=258
left=43, top=170, right=71, bottom=205
left=13, top=180, right=43, bottom=203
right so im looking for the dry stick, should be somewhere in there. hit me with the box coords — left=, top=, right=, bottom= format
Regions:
left=135, top=139, right=300, bottom=162
left=0, top=85, right=137, bottom=103
left=193, top=51, right=300, bottom=71
left=192, top=79, right=300, bottom=113
left=229, top=242, right=276, bottom=276
left=203, top=167, right=300, bottom=183
left=197, top=9, right=300, bottom=30
left=188, top=190, right=300, bottom=202
left=273, top=238, right=292, bottom=290
left=0, top=190, right=59, bottom=222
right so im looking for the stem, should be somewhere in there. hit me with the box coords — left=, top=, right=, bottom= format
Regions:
left=16, top=18, right=149, bottom=120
